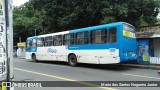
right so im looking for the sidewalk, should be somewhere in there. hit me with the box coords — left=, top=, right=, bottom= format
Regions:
left=119, top=63, right=160, bottom=70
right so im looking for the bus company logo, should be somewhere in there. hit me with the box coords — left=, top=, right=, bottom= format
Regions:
left=47, top=48, right=57, bottom=53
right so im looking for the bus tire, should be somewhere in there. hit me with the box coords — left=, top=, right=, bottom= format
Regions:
left=68, top=54, right=77, bottom=66
left=32, top=54, right=38, bottom=62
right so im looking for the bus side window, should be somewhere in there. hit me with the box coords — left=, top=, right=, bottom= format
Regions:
left=76, top=32, right=89, bottom=45
left=32, top=39, right=37, bottom=47
left=91, top=29, right=107, bottom=44
left=101, top=29, right=107, bottom=43
left=84, top=32, right=89, bottom=44
left=49, top=36, right=53, bottom=46
left=58, top=35, right=62, bottom=46
left=41, top=37, right=45, bottom=46
left=63, top=35, right=65, bottom=45
left=76, top=33, right=80, bottom=44
left=44, top=37, right=47, bottom=46
left=63, top=34, right=70, bottom=45
left=53, top=35, right=62, bottom=46
left=70, top=33, right=74, bottom=45
left=45, top=36, right=53, bottom=46
left=37, top=38, right=43, bottom=47
left=108, top=27, right=117, bottom=43
left=26, top=40, right=31, bottom=49
left=53, top=36, right=55, bottom=46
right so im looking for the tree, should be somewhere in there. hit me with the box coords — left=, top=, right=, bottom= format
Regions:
left=13, top=2, right=44, bottom=45
left=31, top=0, right=160, bottom=27
left=13, top=0, right=160, bottom=44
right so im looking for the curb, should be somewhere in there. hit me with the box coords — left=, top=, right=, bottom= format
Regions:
left=14, top=57, right=25, bottom=59
left=119, top=64, right=160, bottom=70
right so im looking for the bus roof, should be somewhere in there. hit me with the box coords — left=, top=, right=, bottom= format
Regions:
left=69, top=22, right=127, bottom=33
left=27, top=36, right=38, bottom=40
left=38, top=31, right=68, bottom=38
left=27, top=22, right=133, bottom=39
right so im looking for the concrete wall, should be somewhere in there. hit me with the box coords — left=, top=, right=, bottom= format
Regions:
left=153, top=38, right=160, bottom=57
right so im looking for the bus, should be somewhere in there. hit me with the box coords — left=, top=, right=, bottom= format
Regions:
left=25, top=22, right=137, bottom=66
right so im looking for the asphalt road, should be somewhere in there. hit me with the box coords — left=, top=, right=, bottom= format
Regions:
left=13, top=58, right=160, bottom=90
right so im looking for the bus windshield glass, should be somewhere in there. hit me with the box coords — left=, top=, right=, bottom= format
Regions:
left=26, top=40, right=31, bottom=50
left=123, top=23, right=135, bottom=38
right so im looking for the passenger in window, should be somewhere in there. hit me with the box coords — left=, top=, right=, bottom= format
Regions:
left=109, top=27, right=116, bottom=42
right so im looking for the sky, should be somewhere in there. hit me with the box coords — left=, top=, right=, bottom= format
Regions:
left=13, top=0, right=29, bottom=6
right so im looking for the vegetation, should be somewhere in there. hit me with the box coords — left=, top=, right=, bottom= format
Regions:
left=13, top=0, right=160, bottom=44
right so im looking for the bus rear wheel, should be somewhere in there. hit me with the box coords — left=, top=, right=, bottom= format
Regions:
left=32, top=54, right=38, bottom=62
left=68, top=54, right=77, bottom=66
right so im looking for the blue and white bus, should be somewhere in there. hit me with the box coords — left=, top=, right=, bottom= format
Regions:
left=25, top=22, right=137, bottom=66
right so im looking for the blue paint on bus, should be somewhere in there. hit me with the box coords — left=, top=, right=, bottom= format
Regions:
left=68, top=22, right=137, bottom=62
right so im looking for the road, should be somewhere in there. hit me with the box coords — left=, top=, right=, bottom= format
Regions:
left=13, top=58, right=160, bottom=90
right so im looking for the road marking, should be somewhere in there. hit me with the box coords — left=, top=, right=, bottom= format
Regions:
left=122, top=73, right=160, bottom=80
left=14, top=68, right=117, bottom=90
left=41, top=63, right=71, bottom=68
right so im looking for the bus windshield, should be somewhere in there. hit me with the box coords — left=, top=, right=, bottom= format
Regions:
left=123, top=23, right=135, bottom=38
left=26, top=40, right=31, bottom=50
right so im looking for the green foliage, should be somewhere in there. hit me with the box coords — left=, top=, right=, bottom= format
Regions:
left=155, top=19, right=160, bottom=25
left=13, top=2, right=44, bottom=45
left=13, top=0, right=160, bottom=44
left=139, top=16, right=149, bottom=27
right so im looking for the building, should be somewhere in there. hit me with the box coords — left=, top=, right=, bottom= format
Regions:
left=137, top=25, right=160, bottom=64
left=17, top=42, right=25, bottom=57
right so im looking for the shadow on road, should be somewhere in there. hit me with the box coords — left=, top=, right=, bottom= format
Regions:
left=27, top=60, right=132, bottom=71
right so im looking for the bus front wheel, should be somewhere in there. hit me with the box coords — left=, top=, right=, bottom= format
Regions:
left=32, top=54, right=38, bottom=62
left=68, top=54, right=77, bottom=66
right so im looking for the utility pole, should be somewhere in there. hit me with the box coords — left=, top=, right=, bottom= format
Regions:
left=19, top=37, right=21, bottom=42
left=6, top=0, right=14, bottom=82
left=35, top=29, right=36, bottom=36
left=0, top=0, right=14, bottom=90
